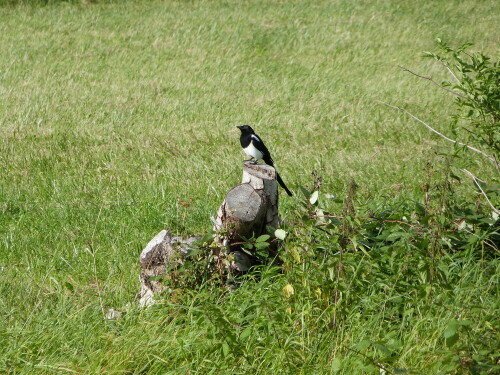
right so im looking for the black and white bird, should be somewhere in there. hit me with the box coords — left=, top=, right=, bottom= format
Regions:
left=237, top=125, right=293, bottom=196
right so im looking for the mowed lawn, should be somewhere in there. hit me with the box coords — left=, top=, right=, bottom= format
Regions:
left=0, top=0, right=498, bottom=373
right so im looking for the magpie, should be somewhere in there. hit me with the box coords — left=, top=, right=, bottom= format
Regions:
left=237, top=125, right=293, bottom=196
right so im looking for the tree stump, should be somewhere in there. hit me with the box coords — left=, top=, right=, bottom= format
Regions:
left=138, top=162, right=281, bottom=307
left=212, top=161, right=279, bottom=241
left=138, top=230, right=200, bottom=307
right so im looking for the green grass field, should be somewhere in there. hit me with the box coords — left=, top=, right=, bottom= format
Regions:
left=1, top=0, right=498, bottom=373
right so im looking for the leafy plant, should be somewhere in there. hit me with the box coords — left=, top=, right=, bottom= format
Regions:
left=423, top=39, right=499, bottom=158
left=270, top=168, right=498, bottom=373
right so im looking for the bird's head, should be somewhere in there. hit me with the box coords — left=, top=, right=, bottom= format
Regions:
left=237, top=125, right=255, bottom=134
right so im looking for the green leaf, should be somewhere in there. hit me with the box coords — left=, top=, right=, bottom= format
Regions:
left=275, top=229, right=287, bottom=240
left=386, top=232, right=405, bottom=241
left=198, top=232, right=214, bottom=244
left=187, top=248, right=202, bottom=256
left=222, top=342, right=229, bottom=357
left=240, top=326, right=252, bottom=340
left=374, top=343, right=392, bottom=356
left=64, top=282, right=74, bottom=293
left=444, top=321, right=458, bottom=338
left=299, top=185, right=311, bottom=198
left=255, top=234, right=270, bottom=243
left=387, top=339, right=403, bottom=350
left=444, top=321, right=459, bottom=347
left=354, top=339, right=371, bottom=352
left=255, top=242, right=270, bottom=250
left=394, top=369, right=411, bottom=374
left=445, top=333, right=459, bottom=348
left=241, top=248, right=254, bottom=256
left=331, top=357, right=342, bottom=372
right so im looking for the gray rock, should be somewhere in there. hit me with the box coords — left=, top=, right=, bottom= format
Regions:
left=138, top=230, right=201, bottom=307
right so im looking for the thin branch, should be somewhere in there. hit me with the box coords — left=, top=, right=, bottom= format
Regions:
left=230, top=238, right=278, bottom=246
left=461, top=169, right=499, bottom=215
left=377, top=101, right=495, bottom=163
left=436, top=59, right=461, bottom=84
left=398, top=65, right=468, bottom=100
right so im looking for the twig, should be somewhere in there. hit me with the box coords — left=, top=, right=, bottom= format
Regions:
left=398, top=65, right=468, bottom=100
left=230, top=238, right=278, bottom=246
left=377, top=100, right=495, bottom=163
left=461, top=169, right=499, bottom=215
left=437, top=59, right=461, bottom=84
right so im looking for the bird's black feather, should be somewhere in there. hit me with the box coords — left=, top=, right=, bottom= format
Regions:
left=237, top=125, right=293, bottom=196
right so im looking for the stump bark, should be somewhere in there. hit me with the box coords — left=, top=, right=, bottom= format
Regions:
left=212, top=161, right=279, bottom=242
left=211, top=162, right=280, bottom=272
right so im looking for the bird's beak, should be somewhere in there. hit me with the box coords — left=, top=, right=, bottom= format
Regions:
left=236, top=126, right=242, bottom=129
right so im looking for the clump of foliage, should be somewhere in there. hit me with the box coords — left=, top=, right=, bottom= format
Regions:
left=272, top=167, right=498, bottom=373
left=147, top=163, right=498, bottom=374
left=423, top=39, right=499, bottom=158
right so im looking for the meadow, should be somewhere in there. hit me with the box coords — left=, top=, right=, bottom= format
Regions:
left=0, top=0, right=498, bottom=373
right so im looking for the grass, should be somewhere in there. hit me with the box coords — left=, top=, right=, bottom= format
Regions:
left=0, top=0, right=498, bottom=373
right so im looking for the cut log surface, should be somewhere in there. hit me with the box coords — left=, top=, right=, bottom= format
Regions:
left=224, top=183, right=266, bottom=238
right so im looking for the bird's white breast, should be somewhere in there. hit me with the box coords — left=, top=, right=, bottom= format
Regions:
left=243, top=141, right=264, bottom=160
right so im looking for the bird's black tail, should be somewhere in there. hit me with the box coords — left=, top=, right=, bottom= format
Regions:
left=264, top=157, right=293, bottom=196
left=276, top=172, right=293, bottom=196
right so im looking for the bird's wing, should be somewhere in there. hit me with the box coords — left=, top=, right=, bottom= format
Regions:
left=251, top=134, right=273, bottom=164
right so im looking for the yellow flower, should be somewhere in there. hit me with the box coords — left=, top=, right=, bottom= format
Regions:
left=283, top=284, right=294, bottom=298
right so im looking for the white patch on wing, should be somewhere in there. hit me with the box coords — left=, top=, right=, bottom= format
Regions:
left=243, top=141, right=264, bottom=160
left=251, top=134, right=262, bottom=144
